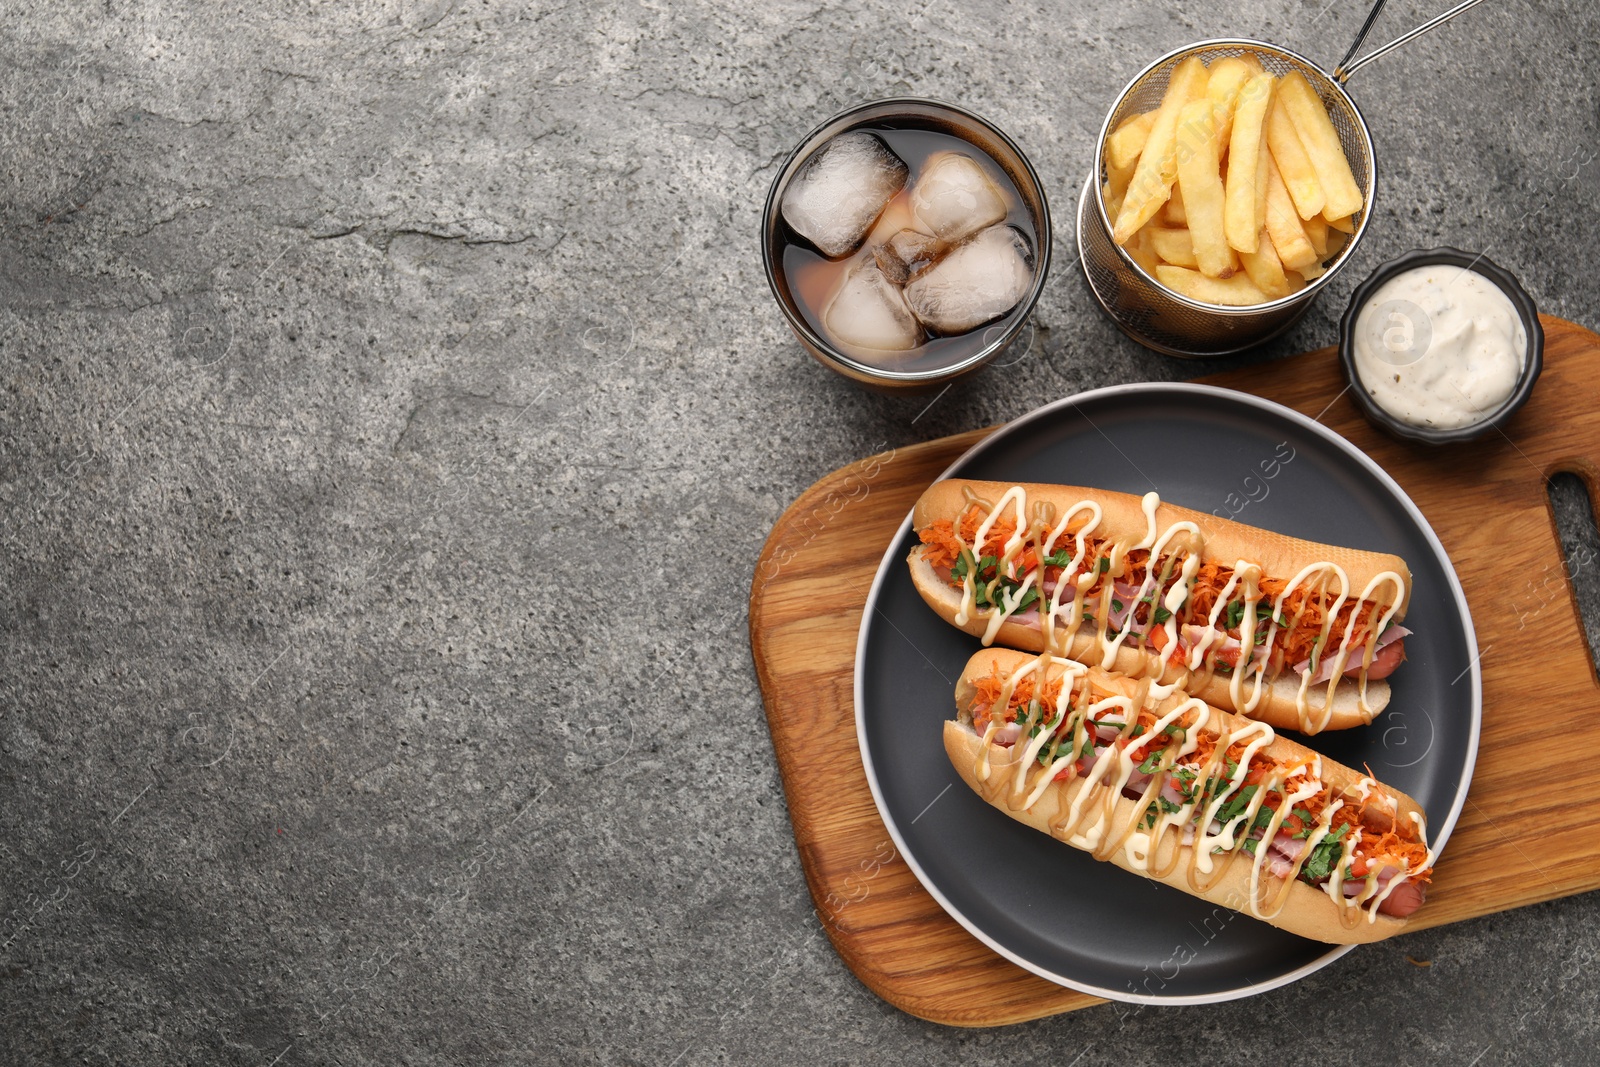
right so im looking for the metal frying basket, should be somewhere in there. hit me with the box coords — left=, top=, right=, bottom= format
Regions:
left=1077, top=0, right=1489, bottom=358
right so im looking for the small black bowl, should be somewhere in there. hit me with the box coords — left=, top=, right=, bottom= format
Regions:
left=1338, top=247, right=1543, bottom=445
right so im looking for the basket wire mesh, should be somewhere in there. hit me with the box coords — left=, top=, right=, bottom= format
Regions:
left=1077, top=39, right=1377, bottom=358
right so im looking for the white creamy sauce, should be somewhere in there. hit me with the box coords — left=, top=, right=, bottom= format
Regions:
left=1352, top=265, right=1527, bottom=430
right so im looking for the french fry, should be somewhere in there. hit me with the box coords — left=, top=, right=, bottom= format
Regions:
left=1324, top=211, right=1355, bottom=233
left=1107, top=111, right=1155, bottom=171
left=1238, top=226, right=1292, bottom=299
left=1113, top=56, right=1210, bottom=244
left=1265, top=97, right=1325, bottom=220
left=1154, top=264, right=1270, bottom=306
left=1264, top=154, right=1319, bottom=271
left=1254, top=126, right=1269, bottom=236
left=1148, top=225, right=1198, bottom=268
left=1108, top=155, right=1136, bottom=194
left=1164, top=184, right=1188, bottom=226
left=1303, top=212, right=1329, bottom=257
left=1224, top=71, right=1276, bottom=253
left=1205, top=56, right=1253, bottom=145
left=1104, top=153, right=1136, bottom=220
left=1175, top=99, right=1231, bottom=278
left=1277, top=71, right=1363, bottom=219
left=1128, top=226, right=1161, bottom=275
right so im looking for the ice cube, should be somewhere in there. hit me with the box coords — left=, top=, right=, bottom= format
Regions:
left=873, top=229, right=944, bottom=285
left=781, top=132, right=909, bottom=258
left=904, top=225, right=1033, bottom=334
left=823, top=260, right=922, bottom=352
left=909, top=151, right=1008, bottom=243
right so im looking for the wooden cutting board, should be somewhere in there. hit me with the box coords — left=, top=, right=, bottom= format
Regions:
left=748, top=315, right=1600, bottom=1026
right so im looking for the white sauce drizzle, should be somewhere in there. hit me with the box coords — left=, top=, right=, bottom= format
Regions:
left=1133, top=491, right=1161, bottom=550
left=1246, top=774, right=1323, bottom=918
left=1191, top=720, right=1275, bottom=873
left=1099, top=517, right=1201, bottom=670
left=1039, top=501, right=1103, bottom=650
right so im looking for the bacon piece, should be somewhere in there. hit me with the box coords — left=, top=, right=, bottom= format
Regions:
left=989, top=722, right=1022, bottom=746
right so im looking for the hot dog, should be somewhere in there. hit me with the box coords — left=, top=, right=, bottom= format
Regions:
left=909, top=479, right=1413, bottom=734
left=947, top=647, right=1434, bottom=944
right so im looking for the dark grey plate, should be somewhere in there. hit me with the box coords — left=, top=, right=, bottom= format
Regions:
left=854, top=383, right=1481, bottom=1004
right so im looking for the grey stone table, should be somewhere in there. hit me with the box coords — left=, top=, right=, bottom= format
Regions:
left=2, top=2, right=1598, bottom=1063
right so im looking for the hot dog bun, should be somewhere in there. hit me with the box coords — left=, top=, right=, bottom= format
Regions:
left=911, top=552, right=1385, bottom=731
left=910, top=479, right=1414, bottom=733
left=947, top=647, right=1429, bottom=944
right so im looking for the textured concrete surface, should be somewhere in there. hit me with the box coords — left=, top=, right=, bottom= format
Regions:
left=1, top=1, right=1598, bottom=1064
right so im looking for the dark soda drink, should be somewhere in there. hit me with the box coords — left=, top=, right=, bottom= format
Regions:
left=773, top=123, right=1043, bottom=377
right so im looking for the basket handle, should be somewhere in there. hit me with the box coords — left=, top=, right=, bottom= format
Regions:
left=1333, top=0, right=1490, bottom=84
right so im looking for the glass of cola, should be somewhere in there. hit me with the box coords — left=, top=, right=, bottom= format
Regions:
left=762, top=99, right=1053, bottom=391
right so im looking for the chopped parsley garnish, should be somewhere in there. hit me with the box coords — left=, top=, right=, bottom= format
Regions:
left=1141, top=797, right=1182, bottom=831
left=1224, top=600, right=1285, bottom=635
left=1298, top=823, right=1350, bottom=884
left=1214, top=785, right=1259, bottom=827
left=1097, top=558, right=1111, bottom=574
left=951, top=548, right=976, bottom=582
left=965, top=562, right=1039, bottom=613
